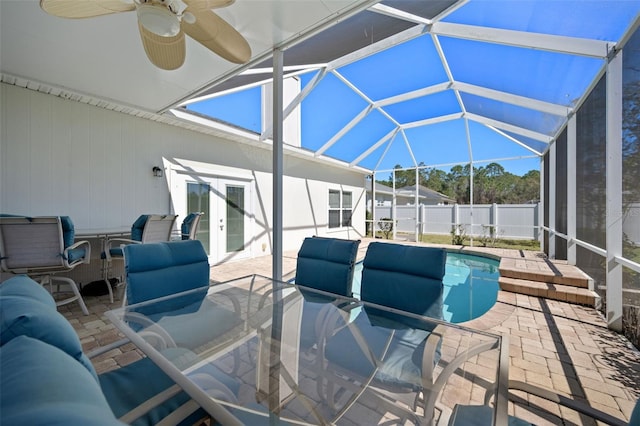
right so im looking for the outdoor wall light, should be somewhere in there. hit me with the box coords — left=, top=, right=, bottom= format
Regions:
left=152, top=166, right=164, bottom=178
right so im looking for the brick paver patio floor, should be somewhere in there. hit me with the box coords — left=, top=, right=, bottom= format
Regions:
left=59, top=239, right=640, bottom=425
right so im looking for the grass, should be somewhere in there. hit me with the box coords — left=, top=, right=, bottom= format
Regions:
left=371, top=232, right=541, bottom=251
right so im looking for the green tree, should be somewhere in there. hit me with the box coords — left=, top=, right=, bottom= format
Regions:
left=377, top=162, right=540, bottom=204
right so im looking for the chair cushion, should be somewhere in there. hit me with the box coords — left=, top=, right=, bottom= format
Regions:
left=151, top=295, right=243, bottom=349
left=99, top=355, right=208, bottom=426
left=67, top=247, right=88, bottom=263
left=295, top=237, right=360, bottom=297
left=124, top=240, right=209, bottom=305
left=0, top=336, right=124, bottom=426
left=363, top=243, right=446, bottom=280
left=59, top=215, right=75, bottom=249
left=448, top=404, right=532, bottom=426
left=0, top=274, right=56, bottom=308
left=324, top=310, right=431, bottom=391
left=131, top=214, right=150, bottom=242
left=0, top=278, right=98, bottom=380
left=181, top=213, right=199, bottom=240
left=361, top=243, right=446, bottom=327
left=630, top=399, right=640, bottom=425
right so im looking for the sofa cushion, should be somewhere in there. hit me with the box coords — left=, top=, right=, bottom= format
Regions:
left=0, top=274, right=56, bottom=308
left=0, top=336, right=124, bottom=426
left=0, top=277, right=98, bottom=380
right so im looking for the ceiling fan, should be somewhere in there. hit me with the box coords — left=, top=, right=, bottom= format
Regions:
left=39, top=0, right=251, bottom=70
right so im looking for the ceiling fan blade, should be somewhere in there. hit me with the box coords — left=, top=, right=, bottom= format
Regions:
left=184, top=0, right=235, bottom=9
left=181, top=7, right=251, bottom=64
left=40, top=0, right=134, bottom=19
left=138, top=22, right=186, bottom=70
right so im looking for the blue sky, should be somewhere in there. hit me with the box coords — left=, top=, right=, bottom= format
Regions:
left=186, top=74, right=543, bottom=177
left=185, top=1, right=640, bottom=177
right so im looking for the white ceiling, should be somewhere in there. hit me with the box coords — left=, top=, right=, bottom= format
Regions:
left=0, top=0, right=375, bottom=112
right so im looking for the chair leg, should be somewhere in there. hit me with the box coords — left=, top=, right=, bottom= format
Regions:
left=50, top=276, right=89, bottom=316
left=103, top=278, right=114, bottom=304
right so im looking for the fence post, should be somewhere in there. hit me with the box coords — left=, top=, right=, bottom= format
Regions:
left=492, top=203, right=499, bottom=237
left=453, top=204, right=459, bottom=235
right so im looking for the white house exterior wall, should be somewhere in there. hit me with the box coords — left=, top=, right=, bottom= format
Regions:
left=0, top=84, right=366, bottom=257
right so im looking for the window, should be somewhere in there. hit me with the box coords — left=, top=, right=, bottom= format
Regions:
left=329, top=189, right=352, bottom=228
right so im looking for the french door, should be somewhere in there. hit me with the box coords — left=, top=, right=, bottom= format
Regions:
left=172, top=171, right=252, bottom=264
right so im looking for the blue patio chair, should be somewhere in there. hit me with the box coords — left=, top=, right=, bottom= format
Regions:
left=122, top=240, right=242, bottom=358
left=179, top=212, right=202, bottom=240
left=289, top=236, right=360, bottom=350
left=0, top=215, right=90, bottom=315
left=319, top=242, right=447, bottom=420
left=448, top=380, right=639, bottom=426
left=101, top=214, right=178, bottom=303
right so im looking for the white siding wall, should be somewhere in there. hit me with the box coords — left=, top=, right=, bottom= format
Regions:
left=0, top=84, right=366, bottom=257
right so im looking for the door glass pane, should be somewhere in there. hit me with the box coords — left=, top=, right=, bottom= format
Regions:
left=226, top=185, right=245, bottom=252
left=187, top=182, right=210, bottom=255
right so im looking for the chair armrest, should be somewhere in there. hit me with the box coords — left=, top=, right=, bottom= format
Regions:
left=63, top=239, right=91, bottom=267
left=103, top=238, right=140, bottom=261
left=86, top=337, right=132, bottom=359
left=423, top=337, right=501, bottom=423
left=508, top=380, right=627, bottom=426
left=420, top=324, right=446, bottom=386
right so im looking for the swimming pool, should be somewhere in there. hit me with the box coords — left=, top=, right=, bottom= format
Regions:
left=351, top=252, right=500, bottom=324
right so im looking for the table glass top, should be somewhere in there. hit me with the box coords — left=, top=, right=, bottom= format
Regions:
left=107, top=275, right=506, bottom=425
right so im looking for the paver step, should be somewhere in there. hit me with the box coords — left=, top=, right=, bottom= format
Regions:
left=499, top=257, right=590, bottom=288
left=499, top=277, right=600, bottom=308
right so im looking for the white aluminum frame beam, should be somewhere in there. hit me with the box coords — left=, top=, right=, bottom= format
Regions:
left=261, top=66, right=328, bottom=142
left=316, top=105, right=373, bottom=156
left=453, top=82, right=572, bottom=117
left=401, top=112, right=463, bottom=130
left=374, top=82, right=451, bottom=108
left=431, top=22, right=614, bottom=59
left=351, top=128, right=399, bottom=167
left=466, top=113, right=553, bottom=143
left=484, top=125, right=544, bottom=156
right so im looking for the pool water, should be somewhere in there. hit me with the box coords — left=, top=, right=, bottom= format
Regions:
left=351, top=252, right=500, bottom=323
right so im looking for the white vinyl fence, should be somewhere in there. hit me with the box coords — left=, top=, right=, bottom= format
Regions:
left=374, top=203, right=540, bottom=240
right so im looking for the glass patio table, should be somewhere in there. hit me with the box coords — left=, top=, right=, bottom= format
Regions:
left=106, top=274, right=509, bottom=425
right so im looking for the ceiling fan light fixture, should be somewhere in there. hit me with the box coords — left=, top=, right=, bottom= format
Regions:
left=136, top=4, right=180, bottom=37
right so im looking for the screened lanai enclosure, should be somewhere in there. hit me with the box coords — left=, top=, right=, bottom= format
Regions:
left=174, top=2, right=640, bottom=348
left=1, top=1, right=640, bottom=347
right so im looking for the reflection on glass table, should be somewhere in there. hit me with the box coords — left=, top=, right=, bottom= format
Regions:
left=106, top=274, right=509, bottom=426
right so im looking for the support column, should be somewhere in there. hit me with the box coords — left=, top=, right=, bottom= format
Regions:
left=272, top=48, right=284, bottom=281
left=371, top=174, right=376, bottom=238
left=415, top=168, right=420, bottom=242
left=539, top=157, right=545, bottom=251
left=567, top=115, right=577, bottom=265
left=606, top=49, right=623, bottom=332
left=548, top=141, right=556, bottom=259
left=392, top=169, right=397, bottom=240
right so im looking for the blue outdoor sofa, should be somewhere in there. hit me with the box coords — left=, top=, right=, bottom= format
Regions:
left=0, top=275, right=235, bottom=425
